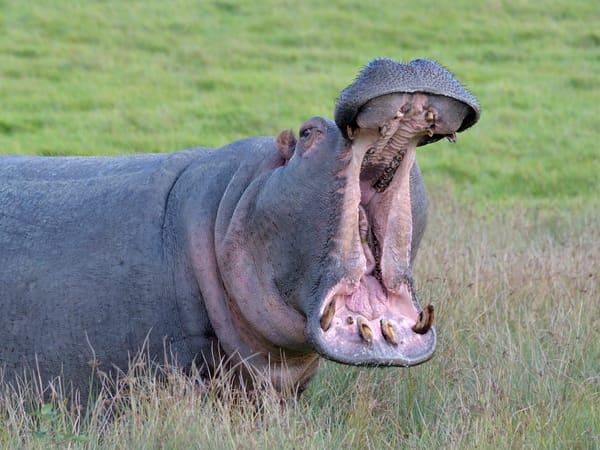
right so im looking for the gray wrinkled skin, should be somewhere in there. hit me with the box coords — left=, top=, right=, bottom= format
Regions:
left=335, top=58, right=481, bottom=142
left=0, top=128, right=346, bottom=399
left=0, top=150, right=216, bottom=396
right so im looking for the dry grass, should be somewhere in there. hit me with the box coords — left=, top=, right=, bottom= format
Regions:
left=1, top=192, right=598, bottom=449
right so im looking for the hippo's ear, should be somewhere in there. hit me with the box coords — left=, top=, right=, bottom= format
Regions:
left=276, top=129, right=296, bottom=162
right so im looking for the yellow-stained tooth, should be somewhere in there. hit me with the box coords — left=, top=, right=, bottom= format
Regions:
left=346, top=125, right=355, bottom=140
left=412, top=304, right=435, bottom=334
left=357, top=317, right=373, bottom=343
left=320, top=300, right=336, bottom=331
left=380, top=319, right=398, bottom=345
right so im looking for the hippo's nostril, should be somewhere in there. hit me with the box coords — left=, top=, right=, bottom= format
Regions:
left=380, top=319, right=398, bottom=345
left=412, top=304, right=434, bottom=334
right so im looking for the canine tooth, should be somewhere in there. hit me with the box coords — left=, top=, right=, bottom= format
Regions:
left=426, top=129, right=434, bottom=137
left=447, top=133, right=457, bottom=143
left=320, top=300, right=336, bottom=331
left=380, top=319, right=398, bottom=345
left=425, top=111, right=435, bottom=122
left=412, top=304, right=434, bottom=334
left=347, top=125, right=355, bottom=139
left=357, top=317, right=373, bottom=343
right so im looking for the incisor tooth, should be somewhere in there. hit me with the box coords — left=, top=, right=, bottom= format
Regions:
left=357, top=317, right=373, bottom=343
left=320, top=300, right=336, bottom=331
left=425, top=110, right=435, bottom=122
left=380, top=319, right=398, bottom=345
left=412, top=304, right=434, bottom=334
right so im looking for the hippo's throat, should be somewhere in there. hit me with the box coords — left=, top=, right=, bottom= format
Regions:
left=312, top=93, right=452, bottom=366
left=354, top=92, right=461, bottom=196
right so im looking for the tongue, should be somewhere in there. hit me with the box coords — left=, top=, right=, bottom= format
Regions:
left=346, top=275, right=389, bottom=320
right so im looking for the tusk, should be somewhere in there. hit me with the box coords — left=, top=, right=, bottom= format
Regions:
left=346, top=125, right=355, bottom=140
left=446, top=133, right=457, bottom=143
left=412, top=304, right=434, bottom=334
left=320, top=299, right=336, bottom=331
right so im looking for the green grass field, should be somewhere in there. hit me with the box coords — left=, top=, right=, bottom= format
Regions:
left=2, top=0, right=598, bottom=205
left=1, top=0, right=598, bottom=448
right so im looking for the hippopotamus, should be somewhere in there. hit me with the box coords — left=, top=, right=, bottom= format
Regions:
left=0, top=58, right=480, bottom=399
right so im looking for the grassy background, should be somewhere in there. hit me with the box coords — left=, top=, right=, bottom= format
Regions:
left=1, top=0, right=598, bottom=205
left=1, top=0, right=598, bottom=448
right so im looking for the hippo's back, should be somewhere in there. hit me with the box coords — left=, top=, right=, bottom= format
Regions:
left=0, top=150, right=206, bottom=391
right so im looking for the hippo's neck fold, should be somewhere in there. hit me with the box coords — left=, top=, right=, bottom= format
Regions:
left=186, top=144, right=320, bottom=390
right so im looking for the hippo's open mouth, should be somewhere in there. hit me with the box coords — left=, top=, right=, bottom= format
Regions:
left=311, top=91, right=473, bottom=366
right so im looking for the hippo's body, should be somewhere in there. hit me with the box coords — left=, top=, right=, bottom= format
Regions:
left=0, top=58, right=480, bottom=399
left=0, top=146, right=241, bottom=391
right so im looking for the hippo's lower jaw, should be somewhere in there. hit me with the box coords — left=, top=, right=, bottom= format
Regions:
left=313, top=279, right=436, bottom=366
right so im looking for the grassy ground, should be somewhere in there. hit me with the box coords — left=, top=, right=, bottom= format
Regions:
left=1, top=194, right=597, bottom=449
left=1, top=0, right=598, bottom=448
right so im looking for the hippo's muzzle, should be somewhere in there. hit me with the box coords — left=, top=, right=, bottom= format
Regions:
left=308, top=59, right=480, bottom=366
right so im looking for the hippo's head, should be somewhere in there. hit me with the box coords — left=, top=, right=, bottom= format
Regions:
left=213, top=58, right=480, bottom=383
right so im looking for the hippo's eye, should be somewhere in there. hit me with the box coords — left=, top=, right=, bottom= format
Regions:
left=300, top=127, right=313, bottom=139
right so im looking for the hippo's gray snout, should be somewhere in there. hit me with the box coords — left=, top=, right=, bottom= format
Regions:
left=335, top=57, right=480, bottom=142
